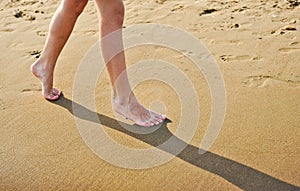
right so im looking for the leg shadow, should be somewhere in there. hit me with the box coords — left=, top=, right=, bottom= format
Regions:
left=51, top=95, right=299, bottom=191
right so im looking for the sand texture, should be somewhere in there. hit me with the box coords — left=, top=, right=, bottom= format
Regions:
left=0, top=0, right=299, bottom=190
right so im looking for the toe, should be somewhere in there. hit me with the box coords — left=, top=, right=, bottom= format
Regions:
left=154, top=111, right=165, bottom=118
left=138, top=121, right=153, bottom=127
left=134, top=117, right=151, bottom=127
left=45, top=94, right=60, bottom=101
left=51, top=88, right=61, bottom=96
left=154, top=115, right=163, bottom=123
left=146, top=119, right=156, bottom=127
left=159, top=114, right=166, bottom=120
left=149, top=117, right=161, bottom=126
left=45, top=89, right=62, bottom=101
left=151, top=111, right=165, bottom=122
left=154, top=121, right=160, bottom=125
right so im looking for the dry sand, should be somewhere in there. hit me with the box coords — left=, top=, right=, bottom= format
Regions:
left=0, top=0, right=300, bottom=190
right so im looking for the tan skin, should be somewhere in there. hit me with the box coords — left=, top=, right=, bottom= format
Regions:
left=31, top=0, right=166, bottom=127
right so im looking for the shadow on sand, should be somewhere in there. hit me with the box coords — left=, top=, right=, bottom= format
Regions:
left=51, top=95, right=299, bottom=191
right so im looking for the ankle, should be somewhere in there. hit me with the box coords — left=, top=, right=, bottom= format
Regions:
left=113, top=92, right=136, bottom=106
left=113, top=95, right=129, bottom=106
left=32, top=57, right=54, bottom=72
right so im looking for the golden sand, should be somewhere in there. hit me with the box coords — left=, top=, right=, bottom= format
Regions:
left=0, top=0, right=299, bottom=190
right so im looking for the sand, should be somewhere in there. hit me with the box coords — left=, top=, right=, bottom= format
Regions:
left=0, top=0, right=299, bottom=190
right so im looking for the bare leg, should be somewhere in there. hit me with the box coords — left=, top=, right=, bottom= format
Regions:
left=94, top=0, right=166, bottom=126
left=31, top=0, right=88, bottom=100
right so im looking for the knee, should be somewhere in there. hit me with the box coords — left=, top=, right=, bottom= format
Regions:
left=100, top=1, right=125, bottom=26
left=61, top=0, right=88, bottom=17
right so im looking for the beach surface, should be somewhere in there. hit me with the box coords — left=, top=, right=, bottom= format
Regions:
left=0, top=0, right=299, bottom=190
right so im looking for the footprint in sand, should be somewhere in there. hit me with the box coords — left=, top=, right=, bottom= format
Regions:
left=0, top=99, right=6, bottom=110
left=242, top=75, right=299, bottom=87
left=231, top=6, right=249, bottom=13
left=271, top=25, right=297, bottom=35
left=156, top=0, right=167, bottom=4
left=171, top=4, right=184, bottom=12
left=279, top=42, right=300, bottom=53
left=25, top=15, right=36, bottom=21
left=279, top=47, right=300, bottom=53
left=29, top=50, right=41, bottom=58
left=22, top=88, right=42, bottom=93
left=13, top=9, right=23, bottom=18
left=287, top=0, right=300, bottom=8
left=290, top=41, right=300, bottom=46
left=242, top=75, right=272, bottom=87
left=199, top=8, right=217, bottom=16
left=36, top=31, right=47, bottom=36
left=220, top=54, right=254, bottom=62
left=0, top=28, right=14, bottom=32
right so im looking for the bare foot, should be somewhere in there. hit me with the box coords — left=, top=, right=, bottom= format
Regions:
left=31, top=60, right=61, bottom=101
left=113, top=93, right=166, bottom=127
